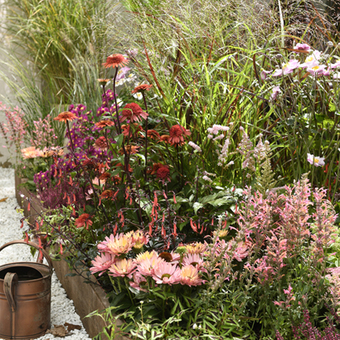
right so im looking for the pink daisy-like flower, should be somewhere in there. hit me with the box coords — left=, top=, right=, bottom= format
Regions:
left=179, top=265, right=204, bottom=287
left=138, top=256, right=166, bottom=277
left=21, top=146, right=43, bottom=159
left=120, top=103, right=148, bottom=123
left=182, top=253, right=205, bottom=272
left=300, top=51, right=322, bottom=68
left=306, top=64, right=327, bottom=76
left=271, top=85, right=281, bottom=101
left=97, top=233, right=133, bottom=256
left=293, top=43, right=311, bottom=52
left=152, top=261, right=180, bottom=285
left=307, top=153, right=325, bottom=167
left=130, top=272, right=148, bottom=291
left=272, top=59, right=300, bottom=77
left=109, top=258, right=136, bottom=278
left=90, top=253, right=114, bottom=276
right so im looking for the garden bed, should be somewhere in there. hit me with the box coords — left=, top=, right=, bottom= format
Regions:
left=15, top=172, right=128, bottom=340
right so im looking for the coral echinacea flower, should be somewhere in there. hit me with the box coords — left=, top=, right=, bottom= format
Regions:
left=103, top=54, right=129, bottom=68
left=54, top=111, right=77, bottom=122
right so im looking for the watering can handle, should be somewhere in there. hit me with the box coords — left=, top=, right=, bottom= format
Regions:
left=0, top=240, right=53, bottom=274
left=4, top=272, right=18, bottom=312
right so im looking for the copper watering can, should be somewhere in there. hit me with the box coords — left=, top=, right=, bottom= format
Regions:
left=0, top=240, right=53, bottom=339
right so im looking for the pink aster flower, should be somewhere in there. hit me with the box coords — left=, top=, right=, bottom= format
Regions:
left=90, top=253, right=114, bottom=276
left=271, top=85, right=281, bottom=100
left=179, top=265, right=205, bottom=287
left=109, top=258, right=136, bottom=278
left=272, top=59, right=300, bottom=77
left=307, top=153, right=325, bottom=167
left=300, top=50, right=322, bottom=68
left=293, top=43, right=311, bottom=52
left=261, top=70, right=273, bottom=80
left=306, top=64, right=327, bottom=76
left=152, top=262, right=180, bottom=285
left=331, top=60, right=340, bottom=69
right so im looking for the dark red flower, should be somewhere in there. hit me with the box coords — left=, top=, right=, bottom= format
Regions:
left=95, top=120, right=115, bottom=129
left=75, top=213, right=93, bottom=229
left=160, top=135, right=170, bottom=143
left=141, top=129, right=160, bottom=140
left=131, top=84, right=152, bottom=94
left=100, top=190, right=114, bottom=199
left=156, top=165, right=170, bottom=181
left=54, top=111, right=77, bottom=123
left=120, top=103, right=148, bottom=123
left=121, top=123, right=143, bottom=137
left=94, top=136, right=108, bottom=151
left=119, top=145, right=140, bottom=155
left=168, top=125, right=191, bottom=146
left=103, top=54, right=129, bottom=68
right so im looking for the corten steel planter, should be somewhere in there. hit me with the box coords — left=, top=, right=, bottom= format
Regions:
left=0, top=240, right=53, bottom=340
left=14, top=172, right=129, bottom=340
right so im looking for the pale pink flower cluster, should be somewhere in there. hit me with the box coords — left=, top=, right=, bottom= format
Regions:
left=239, top=176, right=337, bottom=284
left=325, top=267, right=340, bottom=307
left=0, top=102, right=27, bottom=152
left=30, top=115, right=58, bottom=149
left=188, top=141, right=202, bottom=152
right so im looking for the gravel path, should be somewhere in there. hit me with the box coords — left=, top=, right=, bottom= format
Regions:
left=0, top=168, right=91, bottom=340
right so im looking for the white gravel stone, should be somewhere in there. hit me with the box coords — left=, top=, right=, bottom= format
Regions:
left=0, top=168, right=91, bottom=340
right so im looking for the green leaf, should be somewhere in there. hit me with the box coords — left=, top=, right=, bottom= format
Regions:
left=193, top=202, right=204, bottom=214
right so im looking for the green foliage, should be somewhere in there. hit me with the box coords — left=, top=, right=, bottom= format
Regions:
left=0, top=0, right=120, bottom=142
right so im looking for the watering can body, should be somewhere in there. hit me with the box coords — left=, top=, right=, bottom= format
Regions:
left=0, top=241, right=52, bottom=339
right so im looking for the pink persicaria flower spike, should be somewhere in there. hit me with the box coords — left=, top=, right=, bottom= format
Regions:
left=293, top=43, right=311, bottom=52
left=272, top=59, right=300, bottom=77
left=109, top=258, right=136, bottom=278
left=120, top=103, right=148, bottom=123
left=307, top=153, right=325, bottom=167
left=152, top=261, right=181, bottom=285
left=90, top=253, right=114, bottom=276
left=179, top=265, right=204, bottom=287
